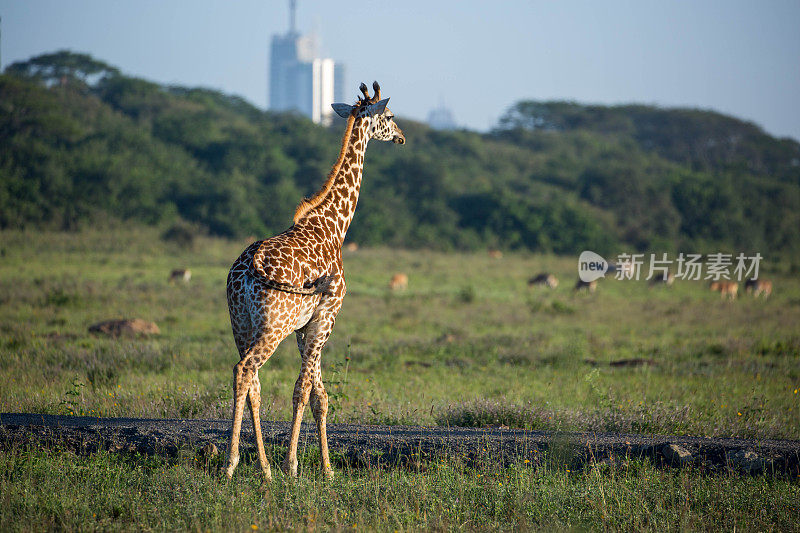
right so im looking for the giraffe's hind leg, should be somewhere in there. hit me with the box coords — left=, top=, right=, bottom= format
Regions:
left=247, top=373, right=272, bottom=479
left=225, top=331, right=282, bottom=479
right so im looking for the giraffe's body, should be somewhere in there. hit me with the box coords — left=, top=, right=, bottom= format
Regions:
left=224, top=82, right=404, bottom=479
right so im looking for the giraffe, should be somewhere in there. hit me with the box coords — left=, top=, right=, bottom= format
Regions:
left=224, top=81, right=405, bottom=480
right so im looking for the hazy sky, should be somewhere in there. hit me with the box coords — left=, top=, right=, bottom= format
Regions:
left=2, top=0, right=799, bottom=140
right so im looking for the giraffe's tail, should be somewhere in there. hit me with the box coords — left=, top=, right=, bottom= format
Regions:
left=312, top=274, right=335, bottom=296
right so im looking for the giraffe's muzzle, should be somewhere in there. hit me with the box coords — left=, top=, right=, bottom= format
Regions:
left=393, top=134, right=406, bottom=145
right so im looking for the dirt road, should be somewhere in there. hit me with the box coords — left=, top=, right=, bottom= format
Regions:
left=2, top=413, right=798, bottom=475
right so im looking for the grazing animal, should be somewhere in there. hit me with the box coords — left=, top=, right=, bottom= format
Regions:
left=528, top=273, right=559, bottom=289
left=744, top=278, right=772, bottom=298
left=224, top=82, right=405, bottom=480
left=709, top=280, right=738, bottom=300
left=649, top=272, right=675, bottom=287
left=389, top=273, right=409, bottom=291
left=574, top=278, right=597, bottom=293
left=344, top=242, right=359, bottom=252
left=169, top=269, right=191, bottom=283
left=488, top=249, right=503, bottom=259
left=88, top=318, right=160, bottom=337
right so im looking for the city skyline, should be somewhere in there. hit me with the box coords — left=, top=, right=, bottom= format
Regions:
left=268, top=1, right=345, bottom=125
left=1, top=0, right=798, bottom=140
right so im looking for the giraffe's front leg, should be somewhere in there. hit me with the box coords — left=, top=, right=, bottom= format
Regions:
left=285, top=296, right=341, bottom=478
left=309, top=359, right=334, bottom=479
left=282, top=360, right=314, bottom=477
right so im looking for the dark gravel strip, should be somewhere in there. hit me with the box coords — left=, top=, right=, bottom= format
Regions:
left=1, top=413, right=798, bottom=476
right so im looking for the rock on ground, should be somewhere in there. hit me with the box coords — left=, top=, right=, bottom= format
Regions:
left=88, top=319, right=160, bottom=336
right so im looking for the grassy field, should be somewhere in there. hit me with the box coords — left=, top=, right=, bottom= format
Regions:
left=1, top=228, right=799, bottom=530
left=2, top=445, right=798, bottom=532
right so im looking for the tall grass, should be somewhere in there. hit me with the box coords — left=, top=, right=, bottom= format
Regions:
left=1, top=445, right=798, bottom=532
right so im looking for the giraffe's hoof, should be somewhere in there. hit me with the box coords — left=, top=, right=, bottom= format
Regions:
left=261, top=465, right=273, bottom=482
left=224, top=455, right=239, bottom=479
left=323, top=468, right=335, bottom=480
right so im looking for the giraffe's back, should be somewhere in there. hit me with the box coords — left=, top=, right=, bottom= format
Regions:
left=226, top=236, right=329, bottom=357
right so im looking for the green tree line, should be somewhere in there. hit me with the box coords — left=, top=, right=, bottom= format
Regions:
left=2, top=51, right=798, bottom=256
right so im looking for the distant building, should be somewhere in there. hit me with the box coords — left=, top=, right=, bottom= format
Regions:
left=427, top=103, right=457, bottom=130
left=269, top=1, right=345, bottom=125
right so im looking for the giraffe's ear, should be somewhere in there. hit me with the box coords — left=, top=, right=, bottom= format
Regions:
left=331, top=103, right=354, bottom=118
left=367, top=98, right=390, bottom=116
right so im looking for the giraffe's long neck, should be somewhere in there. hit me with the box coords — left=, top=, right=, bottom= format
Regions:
left=293, top=117, right=370, bottom=247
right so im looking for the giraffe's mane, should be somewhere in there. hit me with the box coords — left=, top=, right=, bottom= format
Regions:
left=293, top=113, right=357, bottom=224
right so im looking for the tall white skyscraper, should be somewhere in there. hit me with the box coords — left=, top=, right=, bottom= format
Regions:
left=269, top=1, right=345, bottom=125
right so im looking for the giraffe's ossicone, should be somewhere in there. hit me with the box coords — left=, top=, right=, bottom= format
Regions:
left=224, top=81, right=404, bottom=480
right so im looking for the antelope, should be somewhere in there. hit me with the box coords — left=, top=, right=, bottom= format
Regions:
left=574, top=278, right=597, bottom=293
left=744, top=278, right=772, bottom=298
left=169, top=269, right=191, bottom=283
left=389, top=273, right=408, bottom=291
left=528, top=273, right=559, bottom=289
left=709, top=280, right=738, bottom=300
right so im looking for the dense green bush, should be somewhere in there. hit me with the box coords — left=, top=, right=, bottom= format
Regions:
left=2, top=51, right=799, bottom=257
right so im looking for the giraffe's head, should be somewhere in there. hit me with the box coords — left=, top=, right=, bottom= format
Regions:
left=332, top=81, right=405, bottom=145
